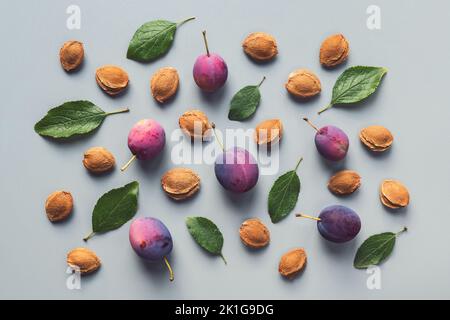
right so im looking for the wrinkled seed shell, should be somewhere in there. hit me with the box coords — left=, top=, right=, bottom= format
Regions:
left=279, top=248, right=307, bottom=279
left=285, top=69, right=321, bottom=98
left=59, top=41, right=84, bottom=71
left=328, top=170, right=361, bottom=195
left=150, top=67, right=180, bottom=103
left=239, top=218, right=270, bottom=248
left=319, top=34, right=349, bottom=67
left=380, top=194, right=399, bottom=209
left=380, top=179, right=410, bottom=208
left=67, top=247, right=101, bottom=274
left=360, top=126, right=394, bottom=152
left=254, top=119, right=283, bottom=146
left=161, top=168, right=200, bottom=200
left=95, top=65, right=129, bottom=96
left=179, top=110, right=212, bottom=140
left=45, top=191, right=73, bottom=222
left=242, top=32, right=278, bottom=61
left=82, top=147, right=115, bottom=174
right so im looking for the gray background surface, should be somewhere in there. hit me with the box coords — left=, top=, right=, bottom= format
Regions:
left=0, top=0, right=449, bottom=299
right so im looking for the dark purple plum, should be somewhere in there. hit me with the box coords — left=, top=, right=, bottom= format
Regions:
left=297, top=205, right=361, bottom=243
left=317, top=205, right=361, bottom=242
left=303, top=117, right=349, bottom=161
left=193, top=31, right=228, bottom=92
left=215, top=147, right=259, bottom=193
left=129, top=217, right=174, bottom=281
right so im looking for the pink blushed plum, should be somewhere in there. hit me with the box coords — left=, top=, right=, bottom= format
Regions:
left=193, top=31, right=228, bottom=92
left=303, top=117, right=349, bottom=161
left=121, top=119, right=165, bottom=171
left=215, top=147, right=259, bottom=193
left=129, top=217, right=174, bottom=281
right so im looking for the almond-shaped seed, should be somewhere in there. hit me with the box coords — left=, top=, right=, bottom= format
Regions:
left=95, top=65, right=129, bottom=96
left=279, top=248, right=307, bottom=279
left=254, top=119, right=283, bottom=146
left=242, top=32, right=278, bottom=61
left=161, top=168, right=200, bottom=201
left=328, top=170, right=361, bottom=195
left=239, top=218, right=270, bottom=249
left=67, top=247, right=101, bottom=274
left=319, top=34, right=349, bottom=67
left=150, top=67, right=179, bottom=103
left=380, top=179, right=410, bottom=209
left=179, top=109, right=212, bottom=140
left=360, top=125, right=394, bottom=152
left=45, top=191, right=73, bottom=222
left=82, top=147, right=115, bottom=174
left=285, top=69, right=321, bottom=98
left=59, top=40, right=84, bottom=71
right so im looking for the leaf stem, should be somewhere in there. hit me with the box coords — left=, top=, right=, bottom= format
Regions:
left=177, top=16, right=196, bottom=26
left=106, top=108, right=129, bottom=116
left=296, top=213, right=321, bottom=221
left=163, top=257, right=174, bottom=282
left=302, top=117, right=320, bottom=132
left=211, top=122, right=225, bottom=152
left=202, top=30, right=210, bottom=56
left=396, top=226, right=408, bottom=236
left=318, top=103, right=332, bottom=115
left=257, top=76, right=266, bottom=88
left=121, top=155, right=137, bottom=172
left=294, top=157, right=303, bottom=171
left=83, top=232, right=95, bottom=242
left=220, top=253, right=227, bottom=265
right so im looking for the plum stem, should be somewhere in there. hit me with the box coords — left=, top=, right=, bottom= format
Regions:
left=202, top=30, right=210, bottom=56
left=220, top=253, right=227, bottom=265
left=302, top=117, right=320, bottom=132
left=177, top=16, right=196, bottom=26
left=295, top=213, right=321, bottom=221
left=396, top=226, right=408, bottom=236
left=106, top=108, right=129, bottom=116
left=163, top=257, right=174, bottom=282
left=318, top=103, right=332, bottom=115
left=294, top=157, right=303, bottom=171
left=257, top=76, right=266, bottom=88
left=83, top=232, right=95, bottom=241
left=120, top=155, right=137, bottom=172
left=211, top=122, right=225, bottom=151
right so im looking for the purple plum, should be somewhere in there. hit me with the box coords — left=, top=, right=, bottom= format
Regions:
left=129, top=217, right=174, bottom=281
left=215, top=147, right=259, bottom=193
left=303, top=117, right=349, bottom=161
left=297, top=205, right=361, bottom=243
left=317, top=205, right=361, bottom=243
left=121, top=119, right=165, bottom=171
left=193, top=31, right=228, bottom=92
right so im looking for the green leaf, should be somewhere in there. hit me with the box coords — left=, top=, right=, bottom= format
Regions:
left=186, top=216, right=226, bottom=264
left=318, top=66, right=387, bottom=114
left=268, top=158, right=303, bottom=223
left=127, top=17, right=195, bottom=62
left=353, top=227, right=407, bottom=269
left=84, top=181, right=139, bottom=241
left=34, top=100, right=129, bottom=139
left=228, top=77, right=265, bottom=121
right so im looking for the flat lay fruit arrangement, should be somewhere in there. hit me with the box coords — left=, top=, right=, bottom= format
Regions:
left=35, top=16, right=410, bottom=282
